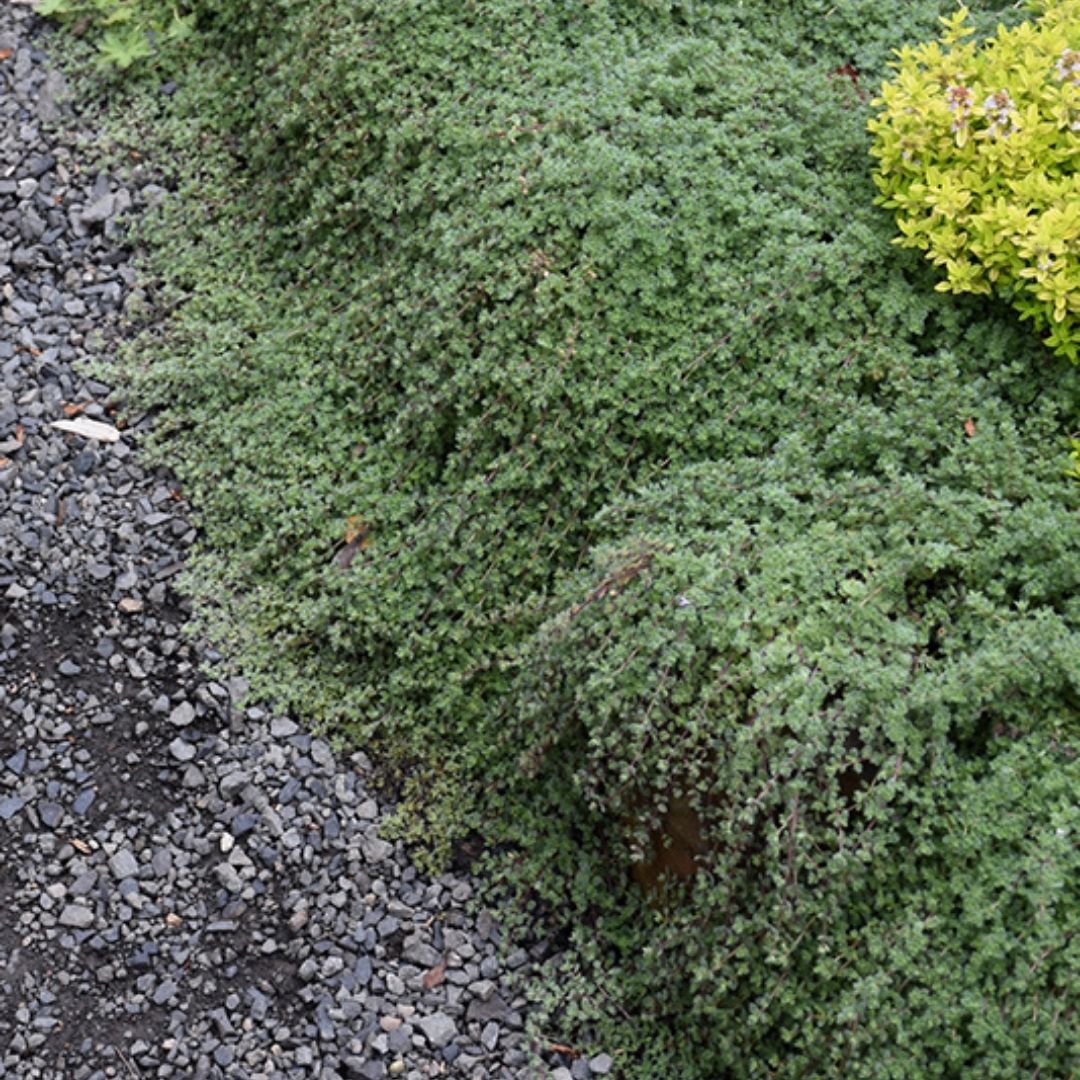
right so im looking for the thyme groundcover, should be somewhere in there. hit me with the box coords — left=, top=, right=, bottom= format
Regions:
left=87, top=0, right=1080, bottom=1075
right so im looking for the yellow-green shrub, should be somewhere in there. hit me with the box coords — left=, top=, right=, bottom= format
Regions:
left=869, top=1, right=1080, bottom=361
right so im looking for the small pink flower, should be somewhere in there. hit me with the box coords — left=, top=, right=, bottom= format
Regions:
left=1054, top=48, right=1080, bottom=83
left=945, top=84, right=974, bottom=112
left=982, top=88, right=1016, bottom=136
left=946, top=84, right=975, bottom=134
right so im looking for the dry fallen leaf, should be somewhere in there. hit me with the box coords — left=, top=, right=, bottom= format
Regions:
left=69, top=838, right=92, bottom=854
left=51, top=417, right=122, bottom=443
left=334, top=516, right=371, bottom=570
left=421, top=961, right=447, bottom=990
left=344, top=515, right=369, bottom=544
left=0, top=48, right=13, bottom=61
left=62, top=402, right=87, bottom=418
left=548, top=1043, right=581, bottom=1058
left=964, top=418, right=976, bottom=438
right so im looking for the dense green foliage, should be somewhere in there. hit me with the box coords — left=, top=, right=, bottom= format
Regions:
left=870, top=1, right=1080, bottom=360
left=36, top=0, right=194, bottom=70
left=516, top=447, right=1078, bottom=1074
left=68, top=0, right=1079, bottom=1074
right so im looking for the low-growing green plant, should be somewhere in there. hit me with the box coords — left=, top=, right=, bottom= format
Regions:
left=56, top=0, right=1080, bottom=1074
left=513, top=445, right=1079, bottom=1076
left=37, top=0, right=194, bottom=70
left=869, top=0, right=1080, bottom=360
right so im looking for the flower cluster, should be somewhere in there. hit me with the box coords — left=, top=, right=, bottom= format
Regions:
left=1055, top=48, right=1080, bottom=130
left=869, top=1, right=1080, bottom=362
left=1054, top=46, right=1080, bottom=82
left=945, top=82, right=974, bottom=132
left=982, top=88, right=1017, bottom=136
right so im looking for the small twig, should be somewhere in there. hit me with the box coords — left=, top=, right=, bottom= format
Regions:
left=114, top=1045, right=140, bottom=1079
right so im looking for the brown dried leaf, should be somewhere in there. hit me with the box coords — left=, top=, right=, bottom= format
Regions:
left=421, top=961, right=446, bottom=990
left=334, top=517, right=371, bottom=570
left=344, top=515, right=369, bottom=545
left=62, top=402, right=87, bottom=418
left=69, top=838, right=92, bottom=854
left=548, top=1043, right=581, bottom=1058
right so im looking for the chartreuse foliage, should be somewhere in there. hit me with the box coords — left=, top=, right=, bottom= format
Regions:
left=54, top=0, right=1080, bottom=1074
left=869, top=1, right=1080, bottom=360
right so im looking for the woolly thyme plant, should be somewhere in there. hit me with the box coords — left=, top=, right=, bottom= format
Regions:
left=56, top=0, right=1079, bottom=1074
left=869, top=1, right=1080, bottom=362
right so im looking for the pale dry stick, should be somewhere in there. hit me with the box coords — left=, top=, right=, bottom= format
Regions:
left=113, top=1045, right=140, bottom=1079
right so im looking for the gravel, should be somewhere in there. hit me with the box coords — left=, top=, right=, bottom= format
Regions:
left=0, top=8, right=590, bottom=1078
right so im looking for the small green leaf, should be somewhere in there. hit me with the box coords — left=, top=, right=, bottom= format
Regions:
left=96, top=26, right=153, bottom=69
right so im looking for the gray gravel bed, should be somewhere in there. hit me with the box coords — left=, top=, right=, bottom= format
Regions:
left=0, top=8, right=584, bottom=1079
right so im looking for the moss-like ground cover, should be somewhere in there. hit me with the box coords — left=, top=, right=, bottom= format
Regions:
left=60, top=0, right=1080, bottom=1074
